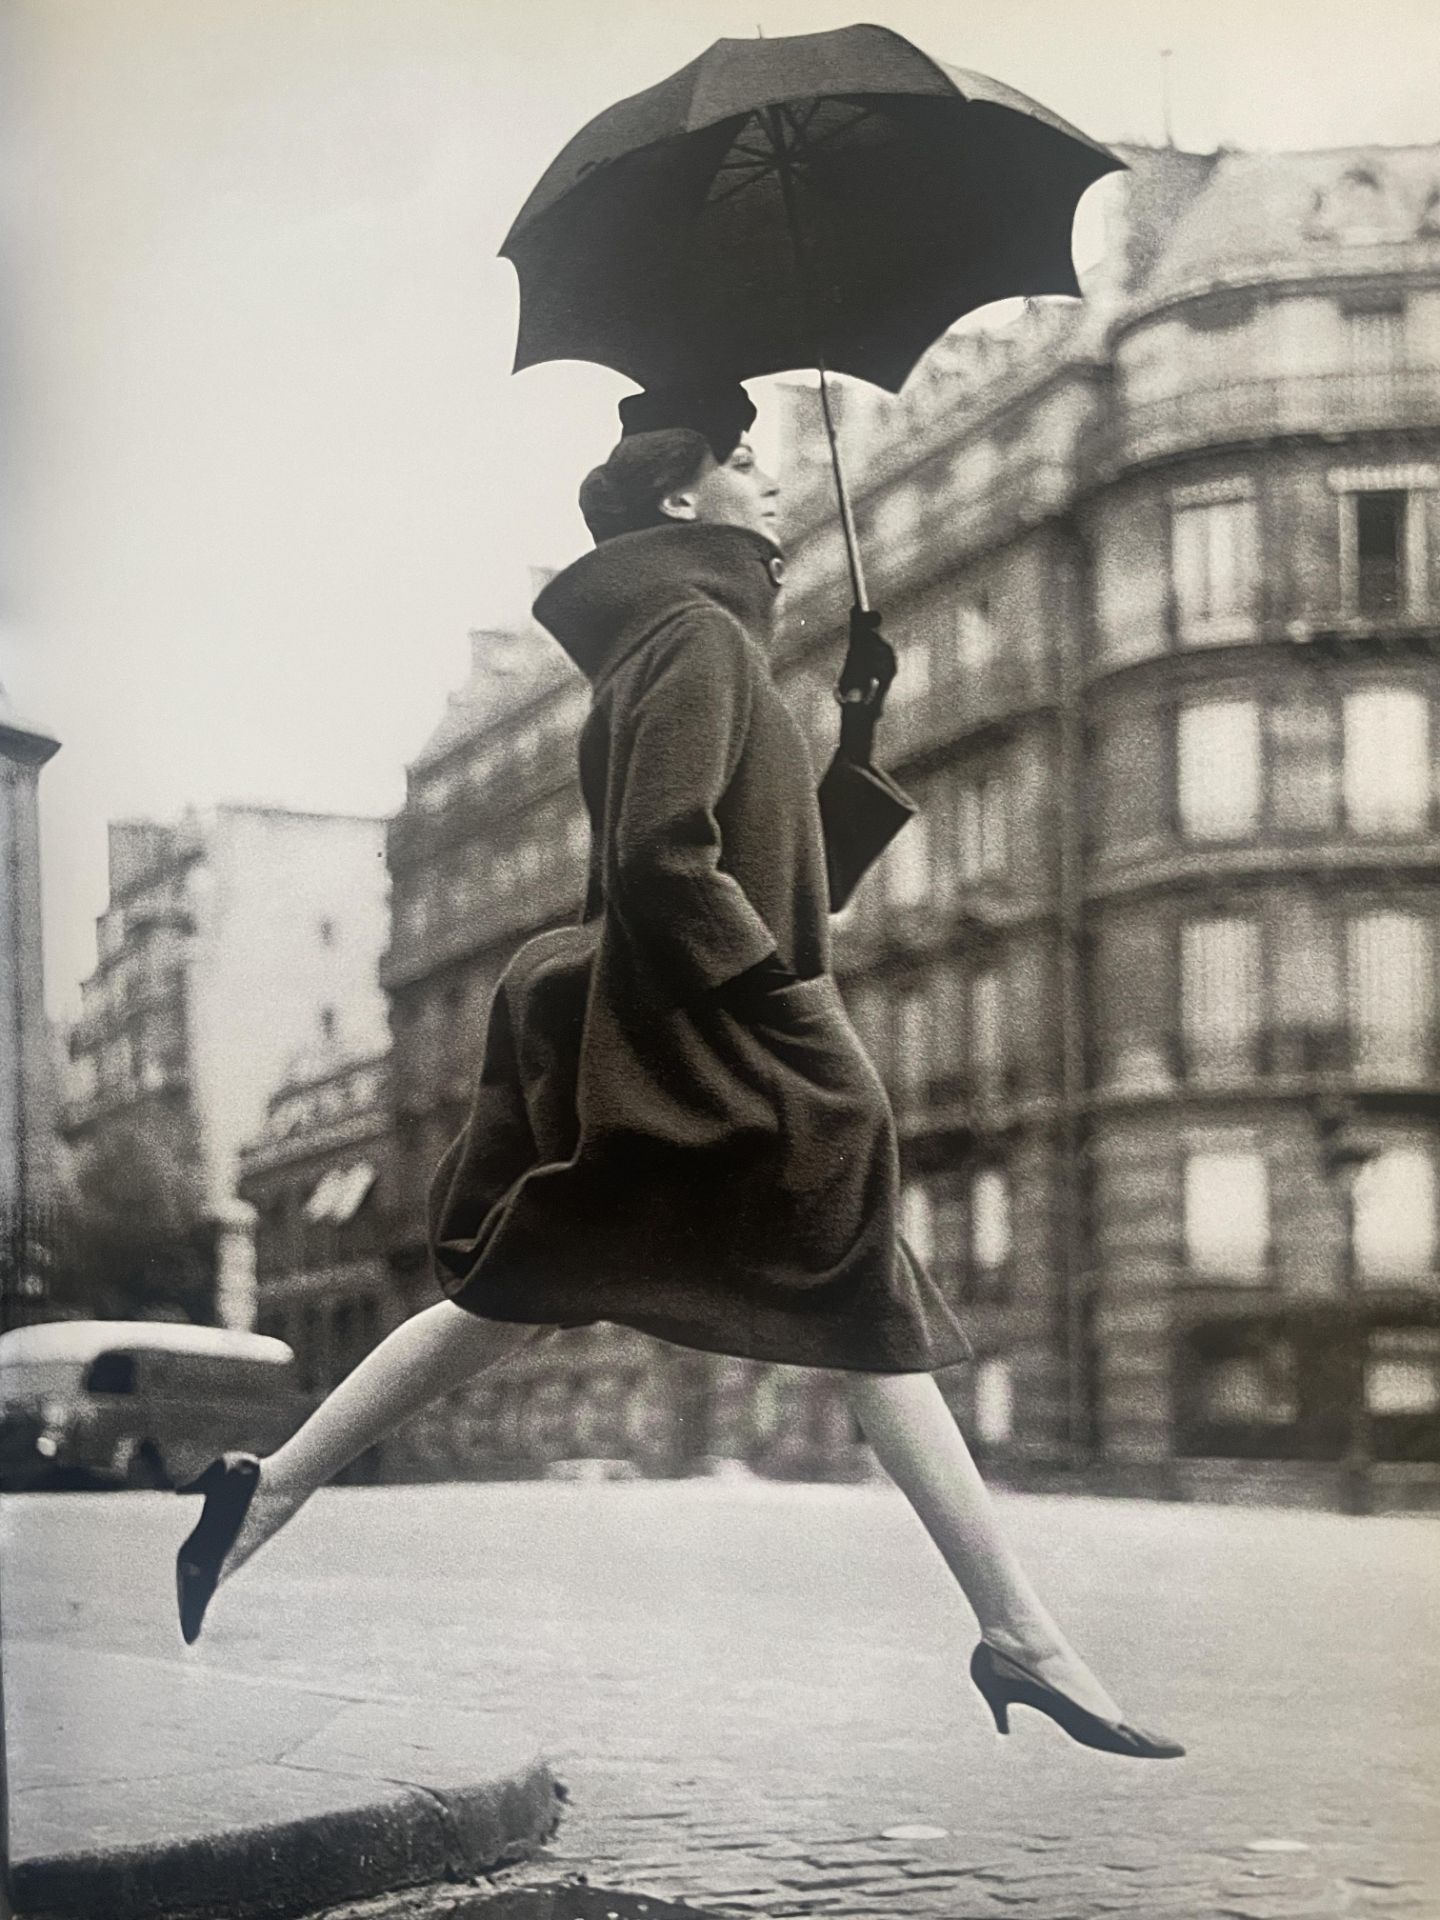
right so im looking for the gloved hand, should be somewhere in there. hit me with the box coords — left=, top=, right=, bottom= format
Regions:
left=836, top=606, right=898, bottom=709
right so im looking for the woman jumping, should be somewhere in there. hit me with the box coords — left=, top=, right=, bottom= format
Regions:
left=177, top=382, right=1182, bottom=1762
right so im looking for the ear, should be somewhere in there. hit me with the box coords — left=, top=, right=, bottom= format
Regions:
left=658, top=486, right=699, bottom=523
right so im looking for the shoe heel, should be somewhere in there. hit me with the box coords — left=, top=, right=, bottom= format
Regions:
left=987, top=1695, right=1010, bottom=1735
left=177, top=1460, right=226, bottom=1497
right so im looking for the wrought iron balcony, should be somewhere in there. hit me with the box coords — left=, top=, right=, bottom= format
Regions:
left=1089, top=368, right=1440, bottom=475
left=1099, top=1023, right=1440, bottom=1100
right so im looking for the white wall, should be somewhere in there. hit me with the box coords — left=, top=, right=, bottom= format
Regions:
left=186, top=808, right=389, bottom=1220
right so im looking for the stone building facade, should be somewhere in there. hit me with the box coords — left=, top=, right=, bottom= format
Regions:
left=383, top=142, right=1440, bottom=1489
left=775, top=141, right=1440, bottom=1484
left=62, top=804, right=389, bottom=1327
left=0, top=688, right=61, bottom=1328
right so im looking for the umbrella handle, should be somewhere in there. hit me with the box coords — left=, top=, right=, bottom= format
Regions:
left=764, top=105, right=869, bottom=614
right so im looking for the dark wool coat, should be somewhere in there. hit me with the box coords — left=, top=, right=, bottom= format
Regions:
left=429, top=521, right=969, bottom=1373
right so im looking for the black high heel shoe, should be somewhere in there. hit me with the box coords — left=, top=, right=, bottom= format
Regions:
left=175, top=1453, right=260, bottom=1644
left=970, top=1642, right=1185, bottom=1760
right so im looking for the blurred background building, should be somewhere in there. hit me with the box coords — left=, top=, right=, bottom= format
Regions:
left=236, top=1044, right=394, bottom=1474
left=60, top=804, right=389, bottom=1329
left=42, top=139, right=1440, bottom=1502
left=771, top=139, right=1440, bottom=1495
left=366, top=139, right=1440, bottom=1496
left=1, top=687, right=61, bottom=1329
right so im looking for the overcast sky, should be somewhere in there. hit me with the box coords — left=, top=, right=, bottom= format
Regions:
left=5, top=0, right=1440, bottom=1018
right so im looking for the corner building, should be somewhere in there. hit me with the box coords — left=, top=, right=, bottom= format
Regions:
left=63, top=805, right=389, bottom=1327
left=774, top=142, right=1440, bottom=1487
left=384, top=144, right=1440, bottom=1489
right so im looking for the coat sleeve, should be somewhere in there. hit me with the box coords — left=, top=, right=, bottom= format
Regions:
left=816, top=750, right=918, bottom=912
left=610, top=613, right=779, bottom=999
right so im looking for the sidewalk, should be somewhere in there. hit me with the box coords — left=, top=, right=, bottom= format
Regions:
left=2, top=1620, right=561, bottom=1920
left=4, top=1481, right=1437, bottom=1920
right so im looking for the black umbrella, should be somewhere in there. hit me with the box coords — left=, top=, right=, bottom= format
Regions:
left=502, top=23, right=1122, bottom=607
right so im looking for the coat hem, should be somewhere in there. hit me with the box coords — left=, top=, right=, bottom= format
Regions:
left=443, top=1286, right=971, bottom=1375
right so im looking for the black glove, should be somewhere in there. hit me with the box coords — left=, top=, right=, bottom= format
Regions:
left=836, top=607, right=897, bottom=709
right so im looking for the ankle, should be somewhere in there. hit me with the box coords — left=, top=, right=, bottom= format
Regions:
left=980, top=1624, right=1061, bottom=1671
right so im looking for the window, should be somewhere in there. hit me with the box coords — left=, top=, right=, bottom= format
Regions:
left=318, top=917, right=336, bottom=948
left=1177, top=701, right=1261, bottom=840
left=971, top=1167, right=1012, bottom=1275
left=1353, top=1146, right=1437, bottom=1282
left=1347, top=911, right=1434, bottom=1077
left=892, top=631, right=934, bottom=711
left=1360, top=491, right=1406, bottom=615
left=1181, top=917, right=1261, bottom=1078
left=899, top=1183, right=936, bottom=1265
left=1184, top=1150, right=1270, bottom=1279
left=1197, top=1346, right=1299, bottom=1426
left=973, top=1358, right=1014, bottom=1446
left=1172, top=497, right=1256, bottom=639
left=971, top=968, right=1006, bottom=1088
left=884, top=807, right=931, bottom=907
left=1342, top=688, right=1430, bottom=835
left=1365, top=1330, right=1440, bottom=1416
left=955, top=594, right=995, bottom=684
left=958, top=773, right=1009, bottom=880
left=1366, top=1354, right=1440, bottom=1416
left=319, top=1005, right=336, bottom=1042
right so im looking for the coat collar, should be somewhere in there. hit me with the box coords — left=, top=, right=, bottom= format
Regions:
left=533, top=522, right=784, bottom=686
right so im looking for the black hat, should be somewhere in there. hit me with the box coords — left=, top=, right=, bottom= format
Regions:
left=616, top=382, right=756, bottom=460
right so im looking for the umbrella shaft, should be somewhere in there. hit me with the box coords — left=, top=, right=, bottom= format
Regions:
left=764, top=107, right=869, bottom=613
left=815, top=364, right=869, bottom=612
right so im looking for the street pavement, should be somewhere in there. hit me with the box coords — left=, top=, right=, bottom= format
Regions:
left=3, top=1478, right=1436, bottom=1919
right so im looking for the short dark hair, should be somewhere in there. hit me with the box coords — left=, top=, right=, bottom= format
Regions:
left=578, top=428, right=712, bottom=544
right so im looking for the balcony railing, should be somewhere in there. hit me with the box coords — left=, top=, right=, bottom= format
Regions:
left=1090, top=369, right=1440, bottom=474
left=1108, top=1024, right=1440, bottom=1096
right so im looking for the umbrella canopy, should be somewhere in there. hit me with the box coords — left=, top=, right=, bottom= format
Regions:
left=501, top=24, right=1123, bottom=395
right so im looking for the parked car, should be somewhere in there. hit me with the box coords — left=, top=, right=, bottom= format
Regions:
left=0, top=1320, right=306, bottom=1491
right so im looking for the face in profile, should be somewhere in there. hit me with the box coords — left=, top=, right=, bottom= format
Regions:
left=665, top=437, right=780, bottom=545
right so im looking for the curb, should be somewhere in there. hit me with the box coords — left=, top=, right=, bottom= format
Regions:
left=6, top=1762, right=565, bottom=1920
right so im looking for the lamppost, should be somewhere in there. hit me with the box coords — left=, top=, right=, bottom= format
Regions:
left=1311, top=1096, right=1380, bottom=1515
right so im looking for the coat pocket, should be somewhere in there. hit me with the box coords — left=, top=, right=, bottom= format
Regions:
left=748, top=973, right=835, bottom=1029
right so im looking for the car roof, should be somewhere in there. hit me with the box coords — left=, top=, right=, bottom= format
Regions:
left=0, top=1320, right=294, bottom=1367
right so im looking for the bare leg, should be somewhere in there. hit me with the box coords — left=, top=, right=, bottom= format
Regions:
left=221, top=1302, right=550, bottom=1582
left=847, top=1371, right=1123, bottom=1722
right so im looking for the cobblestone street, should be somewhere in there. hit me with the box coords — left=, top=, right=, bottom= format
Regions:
left=5, top=1480, right=1435, bottom=1918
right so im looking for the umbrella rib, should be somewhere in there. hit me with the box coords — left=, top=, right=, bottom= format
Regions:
left=787, top=100, right=879, bottom=158
left=706, top=169, right=778, bottom=208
